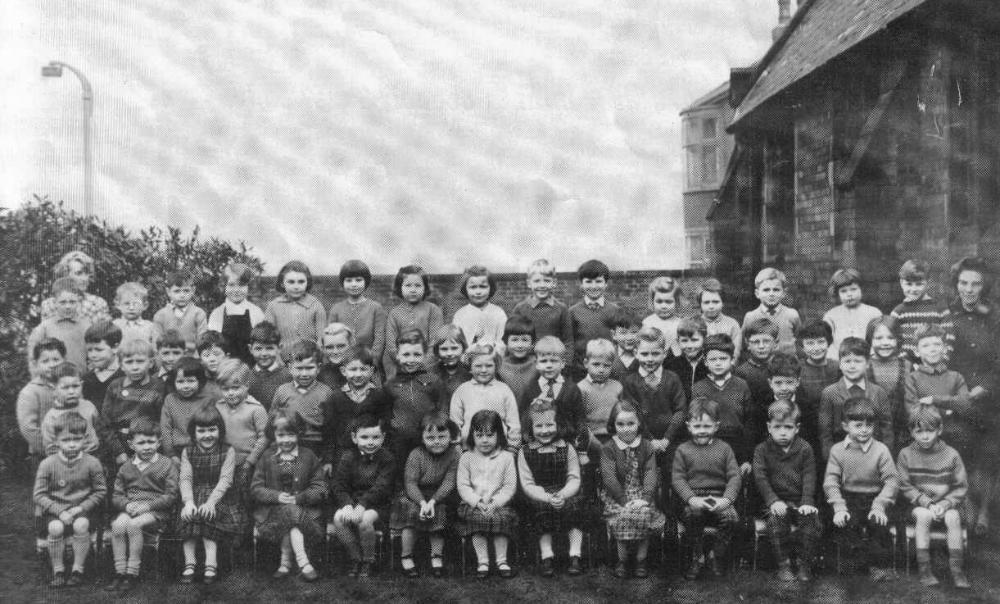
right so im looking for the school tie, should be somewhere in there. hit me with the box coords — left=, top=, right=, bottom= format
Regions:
left=644, top=371, right=660, bottom=388
left=545, top=378, right=557, bottom=399
left=848, top=383, right=864, bottom=398
left=587, top=302, right=599, bottom=311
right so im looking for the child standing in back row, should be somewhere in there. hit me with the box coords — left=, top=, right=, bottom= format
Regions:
left=327, top=260, right=387, bottom=371
left=511, top=259, right=572, bottom=353
left=153, top=269, right=208, bottom=351
left=452, top=266, right=507, bottom=354
left=568, top=260, right=619, bottom=380
left=112, top=282, right=160, bottom=347
left=265, top=261, right=326, bottom=353
left=384, top=265, right=444, bottom=381
left=642, top=276, right=683, bottom=358
left=822, top=269, right=882, bottom=361
left=890, top=259, right=953, bottom=363
left=208, top=263, right=264, bottom=366
left=27, top=277, right=90, bottom=370
left=742, top=268, right=801, bottom=356
left=698, top=279, right=742, bottom=362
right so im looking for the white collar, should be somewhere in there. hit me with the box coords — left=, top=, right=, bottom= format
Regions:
left=613, top=435, right=641, bottom=450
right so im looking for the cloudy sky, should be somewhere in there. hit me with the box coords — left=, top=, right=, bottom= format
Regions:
left=1, top=1, right=776, bottom=274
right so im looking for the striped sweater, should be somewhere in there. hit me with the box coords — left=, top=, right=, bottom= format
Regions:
left=889, top=295, right=954, bottom=362
left=896, top=440, right=967, bottom=510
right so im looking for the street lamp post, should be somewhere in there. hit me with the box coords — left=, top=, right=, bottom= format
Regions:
left=41, top=61, right=94, bottom=217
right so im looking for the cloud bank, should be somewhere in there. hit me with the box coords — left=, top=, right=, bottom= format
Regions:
left=1, top=0, right=775, bottom=273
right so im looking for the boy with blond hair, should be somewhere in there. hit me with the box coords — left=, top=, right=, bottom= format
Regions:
left=511, top=258, right=572, bottom=353
left=741, top=268, right=801, bottom=356
left=113, top=282, right=161, bottom=347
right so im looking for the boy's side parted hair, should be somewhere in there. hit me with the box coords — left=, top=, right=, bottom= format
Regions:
left=898, top=259, right=929, bottom=281
left=157, top=329, right=186, bottom=351
left=829, top=268, right=862, bottom=294
left=687, top=396, right=720, bottom=422
left=51, top=276, right=84, bottom=298
left=115, top=281, right=149, bottom=304
left=287, top=339, right=322, bottom=364
left=322, top=322, right=356, bottom=344
left=677, top=317, right=708, bottom=338
left=165, top=269, right=196, bottom=288
left=466, top=409, right=508, bottom=450
left=702, top=333, right=735, bottom=358
left=839, top=336, right=870, bottom=359
left=393, top=265, right=430, bottom=300
left=396, top=327, right=428, bottom=351
left=611, top=309, right=642, bottom=330
left=606, top=399, right=644, bottom=435
left=577, top=259, right=610, bottom=281
left=908, top=405, right=943, bottom=431
left=502, top=316, right=536, bottom=344
left=197, top=330, right=229, bottom=354
left=767, top=400, right=801, bottom=424
left=343, top=346, right=376, bottom=367
left=585, top=338, right=616, bottom=362
left=648, top=276, right=680, bottom=303
left=797, top=319, right=833, bottom=344
left=767, top=352, right=801, bottom=379
left=754, top=267, right=786, bottom=288
left=843, top=396, right=877, bottom=422
left=914, top=324, right=947, bottom=345
left=459, top=265, right=497, bottom=301
left=432, top=324, right=467, bottom=356
left=697, top=278, right=724, bottom=305
left=52, top=411, right=88, bottom=436
left=216, top=358, right=251, bottom=387
left=249, top=321, right=281, bottom=346
left=744, top=318, right=779, bottom=340
left=339, top=259, right=372, bottom=289
left=636, top=326, right=666, bottom=349
left=187, top=404, right=226, bottom=442
left=275, top=260, right=314, bottom=293
left=85, top=320, right=123, bottom=347
left=534, top=335, right=567, bottom=357
left=351, top=413, right=384, bottom=434
left=129, top=417, right=162, bottom=438
left=32, top=337, right=67, bottom=361
left=118, top=338, right=155, bottom=360
left=526, top=258, right=556, bottom=279
left=173, top=356, right=208, bottom=389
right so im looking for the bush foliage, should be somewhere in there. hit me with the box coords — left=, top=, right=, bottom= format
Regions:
left=0, top=196, right=263, bottom=474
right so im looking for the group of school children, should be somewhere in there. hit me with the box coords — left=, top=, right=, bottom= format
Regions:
left=18, top=250, right=998, bottom=594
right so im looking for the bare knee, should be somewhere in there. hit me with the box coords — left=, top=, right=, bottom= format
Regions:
left=72, top=516, right=90, bottom=536
left=48, top=520, right=65, bottom=538
left=912, top=507, right=933, bottom=524
left=944, top=508, right=962, bottom=527
left=111, top=514, right=131, bottom=535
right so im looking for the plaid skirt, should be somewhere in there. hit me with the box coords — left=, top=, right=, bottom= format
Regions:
left=175, top=498, right=246, bottom=541
left=524, top=492, right=593, bottom=534
left=600, top=491, right=666, bottom=542
left=255, top=503, right=324, bottom=543
left=389, top=496, right=449, bottom=532
left=456, top=503, right=518, bottom=537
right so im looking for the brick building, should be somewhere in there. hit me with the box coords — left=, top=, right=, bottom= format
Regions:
left=711, top=0, right=1000, bottom=315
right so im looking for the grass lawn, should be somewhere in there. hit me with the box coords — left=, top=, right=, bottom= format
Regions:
left=2, top=473, right=999, bottom=603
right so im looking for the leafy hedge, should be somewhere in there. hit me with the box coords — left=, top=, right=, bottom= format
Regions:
left=0, top=196, right=263, bottom=475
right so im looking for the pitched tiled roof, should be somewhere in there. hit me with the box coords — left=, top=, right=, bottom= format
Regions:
left=730, top=0, right=931, bottom=128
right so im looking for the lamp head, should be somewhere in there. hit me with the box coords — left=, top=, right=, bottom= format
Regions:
left=41, top=63, right=63, bottom=77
